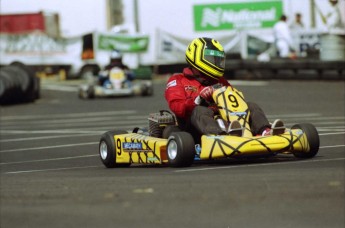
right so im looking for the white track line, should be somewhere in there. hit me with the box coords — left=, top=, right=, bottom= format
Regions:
left=5, top=165, right=102, bottom=174
left=174, top=157, right=345, bottom=173
left=321, top=145, right=345, bottom=148
left=0, top=110, right=137, bottom=121
left=0, top=155, right=98, bottom=165
left=0, top=142, right=98, bottom=153
left=319, top=132, right=345, bottom=136
left=42, top=84, right=78, bottom=92
left=0, top=133, right=99, bottom=143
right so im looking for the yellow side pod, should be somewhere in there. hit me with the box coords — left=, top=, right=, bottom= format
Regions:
left=200, top=129, right=309, bottom=159
left=114, top=133, right=168, bottom=164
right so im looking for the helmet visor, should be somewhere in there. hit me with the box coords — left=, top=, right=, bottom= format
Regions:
left=204, top=49, right=225, bottom=69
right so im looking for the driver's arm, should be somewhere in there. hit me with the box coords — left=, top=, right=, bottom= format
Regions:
left=165, top=76, right=196, bottom=119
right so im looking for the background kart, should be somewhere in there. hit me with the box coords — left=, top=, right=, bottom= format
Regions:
left=99, top=86, right=320, bottom=168
left=78, top=66, right=153, bottom=99
left=78, top=80, right=153, bottom=98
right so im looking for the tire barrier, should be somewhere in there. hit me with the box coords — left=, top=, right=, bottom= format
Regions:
left=0, top=63, right=40, bottom=105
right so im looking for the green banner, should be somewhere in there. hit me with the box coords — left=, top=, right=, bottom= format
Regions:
left=97, top=34, right=149, bottom=52
left=194, top=1, right=283, bottom=31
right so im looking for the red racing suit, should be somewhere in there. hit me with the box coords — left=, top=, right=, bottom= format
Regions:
left=164, top=67, right=230, bottom=120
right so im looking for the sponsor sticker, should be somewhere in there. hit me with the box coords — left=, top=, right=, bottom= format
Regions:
left=123, top=142, right=142, bottom=150
left=166, top=80, right=177, bottom=89
left=122, top=142, right=152, bottom=152
left=230, top=112, right=247, bottom=116
left=147, top=157, right=159, bottom=162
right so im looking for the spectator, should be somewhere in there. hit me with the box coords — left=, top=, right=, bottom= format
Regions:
left=273, top=15, right=295, bottom=58
left=290, top=13, right=305, bottom=30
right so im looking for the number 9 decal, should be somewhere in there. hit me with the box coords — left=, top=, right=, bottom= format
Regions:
left=116, top=139, right=122, bottom=155
left=228, top=94, right=239, bottom=108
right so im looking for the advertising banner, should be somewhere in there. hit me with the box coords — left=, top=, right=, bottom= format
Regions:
left=97, top=33, right=149, bottom=53
left=157, top=29, right=242, bottom=64
left=194, top=0, right=283, bottom=31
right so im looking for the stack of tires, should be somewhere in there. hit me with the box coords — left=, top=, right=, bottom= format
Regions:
left=0, top=63, right=40, bottom=105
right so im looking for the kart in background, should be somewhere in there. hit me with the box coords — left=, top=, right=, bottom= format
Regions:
left=78, top=66, right=153, bottom=99
left=99, top=85, right=320, bottom=168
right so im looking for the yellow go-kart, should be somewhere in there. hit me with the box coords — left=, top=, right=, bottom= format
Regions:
left=99, top=86, right=319, bottom=168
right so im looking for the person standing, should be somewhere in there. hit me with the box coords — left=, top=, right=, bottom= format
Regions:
left=290, top=13, right=305, bottom=30
left=273, top=15, right=295, bottom=58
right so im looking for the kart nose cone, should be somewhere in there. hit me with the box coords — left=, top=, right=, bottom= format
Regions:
left=167, top=140, right=178, bottom=160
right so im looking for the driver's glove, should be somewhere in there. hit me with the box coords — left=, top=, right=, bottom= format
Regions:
left=199, top=86, right=215, bottom=102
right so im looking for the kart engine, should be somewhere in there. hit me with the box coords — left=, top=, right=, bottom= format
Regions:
left=148, top=110, right=176, bottom=138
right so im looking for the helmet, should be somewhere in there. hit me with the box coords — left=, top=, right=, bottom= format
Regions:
left=185, top=37, right=225, bottom=80
left=110, top=50, right=122, bottom=60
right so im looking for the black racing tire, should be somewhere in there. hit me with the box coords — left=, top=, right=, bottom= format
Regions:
left=78, top=87, right=88, bottom=99
left=87, top=85, right=95, bottom=99
left=16, top=62, right=39, bottom=100
left=99, top=130, right=130, bottom=168
left=291, top=123, right=319, bottom=158
left=141, top=83, right=153, bottom=96
left=79, top=85, right=95, bottom=99
left=162, top=125, right=181, bottom=139
left=9, top=63, right=33, bottom=94
left=167, top=132, right=195, bottom=167
left=33, top=77, right=40, bottom=100
left=0, top=63, right=38, bottom=104
left=0, top=69, right=21, bottom=104
left=11, top=62, right=38, bottom=102
left=79, top=65, right=100, bottom=80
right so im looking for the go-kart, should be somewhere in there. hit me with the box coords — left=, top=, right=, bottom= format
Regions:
left=78, top=67, right=153, bottom=99
left=99, top=85, right=320, bottom=168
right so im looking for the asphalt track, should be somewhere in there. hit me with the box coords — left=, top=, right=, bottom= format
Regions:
left=1, top=78, right=344, bottom=228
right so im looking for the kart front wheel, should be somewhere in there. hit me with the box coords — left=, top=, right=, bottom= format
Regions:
left=167, top=132, right=195, bottom=167
left=291, top=123, right=319, bottom=158
left=99, top=130, right=130, bottom=168
left=78, top=85, right=95, bottom=99
left=141, top=83, right=153, bottom=96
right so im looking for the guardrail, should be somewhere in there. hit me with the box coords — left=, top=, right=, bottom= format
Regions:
left=226, top=59, right=345, bottom=80
left=153, top=59, right=344, bottom=80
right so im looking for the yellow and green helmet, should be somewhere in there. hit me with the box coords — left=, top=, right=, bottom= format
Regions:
left=185, top=37, right=225, bottom=79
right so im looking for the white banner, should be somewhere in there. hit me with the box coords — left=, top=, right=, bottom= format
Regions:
left=156, top=29, right=243, bottom=64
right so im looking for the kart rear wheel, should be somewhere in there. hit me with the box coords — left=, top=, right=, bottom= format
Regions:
left=291, top=123, right=319, bottom=158
left=99, top=130, right=130, bottom=168
left=162, top=125, right=181, bottom=139
left=167, top=132, right=195, bottom=167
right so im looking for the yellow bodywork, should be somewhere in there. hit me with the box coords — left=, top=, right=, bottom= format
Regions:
left=200, top=129, right=310, bottom=159
left=213, top=86, right=253, bottom=137
left=112, top=129, right=311, bottom=165
left=114, top=133, right=168, bottom=164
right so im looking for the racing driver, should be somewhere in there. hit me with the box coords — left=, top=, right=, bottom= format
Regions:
left=164, top=37, right=285, bottom=141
